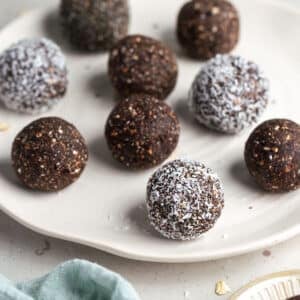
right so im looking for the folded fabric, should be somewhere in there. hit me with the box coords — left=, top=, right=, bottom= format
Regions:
left=0, top=259, right=140, bottom=300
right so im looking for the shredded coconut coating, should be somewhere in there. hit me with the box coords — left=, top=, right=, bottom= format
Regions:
left=0, top=38, right=68, bottom=114
left=146, top=159, right=224, bottom=240
left=189, top=54, right=269, bottom=134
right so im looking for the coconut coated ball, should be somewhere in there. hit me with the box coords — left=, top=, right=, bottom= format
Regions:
left=12, top=117, right=88, bottom=192
left=61, top=0, right=129, bottom=51
left=108, top=35, right=178, bottom=100
left=245, top=119, right=300, bottom=192
left=146, top=159, right=224, bottom=240
left=177, top=0, right=240, bottom=60
left=189, top=54, right=269, bottom=134
left=105, top=94, right=180, bottom=170
left=0, top=38, right=68, bottom=114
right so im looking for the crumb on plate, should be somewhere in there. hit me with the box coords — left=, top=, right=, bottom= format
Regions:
left=215, top=280, right=231, bottom=296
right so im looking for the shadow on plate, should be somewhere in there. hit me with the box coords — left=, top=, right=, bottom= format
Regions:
left=0, top=159, right=23, bottom=189
left=42, top=9, right=72, bottom=54
left=87, top=72, right=118, bottom=104
left=0, top=101, right=7, bottom=112
left=230, top=159, right=261, bottom=192
left=89, top=135, right=128, bottom=172
left=174, top=98, right=196, bottom=128
left=89, top=136, right=153, bottom=174
left=126, top=202, right=164, bottom=240
left=174, top=99, right=226, bottom=138
left=160, top=28, right=185, bottom=59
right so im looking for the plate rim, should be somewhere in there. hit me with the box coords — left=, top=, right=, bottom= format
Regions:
left=230, top=270, right=300, bottom=299
left=1, top=194, right=300, bottom=263
left=0, top=0, right=300, bottom=263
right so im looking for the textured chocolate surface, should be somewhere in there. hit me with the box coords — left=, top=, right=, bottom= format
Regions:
left=61, top=0, right=129, bottom=51
left=189, top=55, right=269, bottom=134
left=108, top=35, right=178, bottom=100
left=105, top=94, right=180, bottom=169
left=147, top=159, right=224, bottom=240
left=0, top=38, right=67, bottom=114
left=245, top=119, right=300, bottom=192
left=12, top=117, right=88, bottom=192
left=177, top=0, right=239, bottom=60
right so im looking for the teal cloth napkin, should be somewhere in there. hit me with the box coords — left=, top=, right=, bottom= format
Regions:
left=0, top=259, right=140, bottom=300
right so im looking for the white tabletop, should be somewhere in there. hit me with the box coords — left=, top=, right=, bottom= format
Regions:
left=0, top=1, right=299, bottom=299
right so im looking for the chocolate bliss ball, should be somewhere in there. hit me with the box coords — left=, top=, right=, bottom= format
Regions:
left=61, top=0, right=129, bottom=51
left=245, top=119, right=300, bottom=192
left=108, top=35, right=178, bottom=100
left=147, top=159, right=224, bottom=240
left=105, top=94, right=180, bottom=169
left=12, top=117, right=88, bottom=192
left=189, top=55, right=269, bottom=134
left=0, top=38, right=67, bottom=114
left=177, top=0, right=240, bottom=60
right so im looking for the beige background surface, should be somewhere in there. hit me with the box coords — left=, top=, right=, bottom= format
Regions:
left=0, top=1, right=299, bottom=299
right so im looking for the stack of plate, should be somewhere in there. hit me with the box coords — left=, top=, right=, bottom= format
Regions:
left=231, top=271, right=300, bottom=300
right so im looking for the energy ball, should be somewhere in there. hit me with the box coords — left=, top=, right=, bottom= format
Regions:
left=245, top=119, right=300, bottom=192
left=12, top=117, right=88, bottom=192
left=177, top=0, right=240, bottom=60
left=108, top=35, right=178, bottom=100
left=189, top=55, right=269, bottom=134
left=0, top=38, right=67, bottom=114
left=61, top=0, right=129, bottom=51
left=105, top=94, right=180, bottom=169
left=146, top=159, right=224, bottom=240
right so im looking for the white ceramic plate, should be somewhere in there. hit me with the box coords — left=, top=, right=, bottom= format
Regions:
left=0, top=0, right=299, bottom=263
left=230, top=270, right=300, bottom=300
